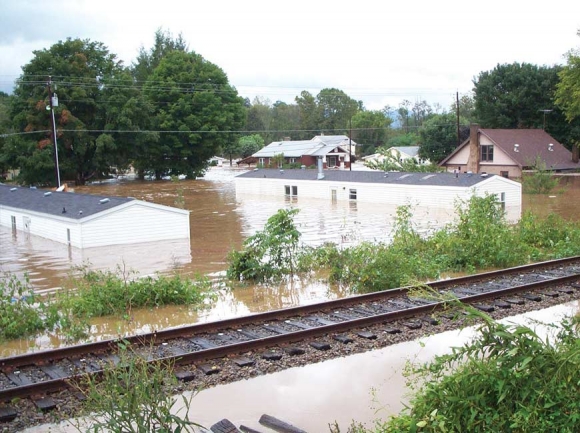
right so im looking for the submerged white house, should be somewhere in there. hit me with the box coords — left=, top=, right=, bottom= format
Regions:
left=235, top=168, right=522, bottom=222
left=0, top=185, right=190, bottom=248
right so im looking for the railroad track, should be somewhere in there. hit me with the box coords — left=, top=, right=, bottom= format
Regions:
left=1, top=256, right=580, bottom=423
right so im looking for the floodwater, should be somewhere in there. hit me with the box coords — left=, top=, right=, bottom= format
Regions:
left=1, top=171, right=580, bottom=356
left=21, top=301, right=580, bottom=432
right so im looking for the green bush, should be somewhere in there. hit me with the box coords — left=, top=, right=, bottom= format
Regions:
left=0, top=274, right=45, bottom=341
left=376, top=310, right=580, bottom=432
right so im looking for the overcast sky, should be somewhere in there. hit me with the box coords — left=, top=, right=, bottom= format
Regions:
left=1, top=1, right=579, bottom=111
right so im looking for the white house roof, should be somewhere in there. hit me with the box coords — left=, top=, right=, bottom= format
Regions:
left=391, top=146, right=420, bottom=158
left=0, top=184, right=188, bottom=220
left=236, top=169, right=517, bottom=188
left=253, top=135, right=356, bottom=158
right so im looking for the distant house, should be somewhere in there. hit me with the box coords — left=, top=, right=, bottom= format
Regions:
left=235, top=169, right=522, bottom=222
left=252, top=135, right=357, bottom=169
left=439, top=124, right=580, bottom=178
left=362, top=146, right=429, bottom=167
left=0, top=185, right=190, bottom=248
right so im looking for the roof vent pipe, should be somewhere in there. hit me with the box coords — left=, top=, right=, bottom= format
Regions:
left=317, top=156, right=325, bottom=180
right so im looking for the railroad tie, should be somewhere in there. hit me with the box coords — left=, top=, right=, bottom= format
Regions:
left=231, top=356, right=255, bottom=367
left=0, top=406, right=17, bottom=423
left=310, top=341, right=331, bottom=351
left=521, top=294, right=542, bottom=302
left=210, top=418, right=242, bottom=433
left=357, top=331, right=377, bottom=340
left=285, top=320, right=313, bottom=330
left=494, top=300, right=512, bottom=309
left=6, top=371, right=33, bottom=387
left=262, top=351, right=283, bottom=361
left=190, top=337, right=219, bottom=350
left=333, top=334, right=354, bottom=344
left=198, top=363, right=221, bottom=375
left=39, top=365, right=68, bottom=380
left=473, top=304, right=495, bottom=313
left=174, top=370, right=196, bottom=382
left=240, top=425, right=265, bottom=433
left=259, top=414, right=308, bottom=433
left=33, top=397, right=57, bottom=412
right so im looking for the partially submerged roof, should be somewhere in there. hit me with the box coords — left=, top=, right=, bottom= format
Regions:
left=253, top=135, right=354, bottom=158
left=236, top=169, right=511, bottom=188
left=0, top=184, right=134, bottom=220
left=440, top=128, right=579, bottom=170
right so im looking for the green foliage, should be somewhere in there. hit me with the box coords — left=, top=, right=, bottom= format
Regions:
left=351, top=110, right=392, bottom=155
left=555, top=31, right=580, bottom=123
left=386, top=132, right=420, bottom=148
left=238, top=134, right=264, bottom=158
left=418, top=113, right=469, bottom=163
left=227, top=208, right=301, bottom=282
left=9, top=38, right=128, bottom=185
left=0, top=274, right=45, bottom=341
left=522, top=157, right=561, bottom=194
left=54, top=266, right=213, bottom=319
left=75, top=341, right=203, bottom=432
left=0, top=266, right=214, bottom=342
left=376, top=310, right=580, bottom=432
left=473, top=62, right=580, bottom=148
left=364, top=148, right=442, bottom=172
left=142, top=50, right=246, bottom=179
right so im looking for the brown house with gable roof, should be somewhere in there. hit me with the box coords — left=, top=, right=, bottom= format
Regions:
left=439, top=124, right=580, bottom=178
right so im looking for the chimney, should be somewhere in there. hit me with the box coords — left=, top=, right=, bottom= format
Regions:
left=573, top=144, right=579, bottom=163
left=466, top=123, right=480, bottom=173
left=317, top=156, right=325, bottom=180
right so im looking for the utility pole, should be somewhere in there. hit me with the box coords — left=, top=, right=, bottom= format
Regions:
left=539, top=109, right=552, bottom=130
left=456, top=91, right=460, bottom=147
left=349, top=117, right=352, bottom=171
left=47, top=76, right=61, bottom=187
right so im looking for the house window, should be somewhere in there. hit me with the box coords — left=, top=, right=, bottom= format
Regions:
left=11, top=215, right=16, bottom=231
left=67, top=229, right=71, bottom=244
left=285, top=185, right=298, bottom=196
left=289, top=158, right=296, bottom=163
left=481, top=145, right=494, bottom=162
left=259, top=158, right=265, bottom=166
left=349, top=189, right=357, bottom=200
left=327, top=156, right=338, bottom=167
left=500, top=171, right=509, bottom=178
left=498, top=192, right=506, bottom=211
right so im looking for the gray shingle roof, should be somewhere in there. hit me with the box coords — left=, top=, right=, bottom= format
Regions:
left=0, top=184, right=133, bottom=220
left=236, top=169, right=496, bottom=187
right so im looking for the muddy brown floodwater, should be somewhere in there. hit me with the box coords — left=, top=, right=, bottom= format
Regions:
left=1, top=171, right=580, bottom=356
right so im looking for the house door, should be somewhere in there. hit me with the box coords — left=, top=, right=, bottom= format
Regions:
left=331, top=189, right=337, bottom=203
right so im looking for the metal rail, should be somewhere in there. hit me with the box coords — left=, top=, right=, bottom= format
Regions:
left=0, top=256, right=579, bottom=403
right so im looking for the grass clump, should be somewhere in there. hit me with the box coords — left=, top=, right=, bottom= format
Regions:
left=340, top=309, right=580, bottom=432
left=0, top=267, right=216, bottom=343
left=73, top=341, right=203, bottom=432
left=0, top=273, right=45, bottom=340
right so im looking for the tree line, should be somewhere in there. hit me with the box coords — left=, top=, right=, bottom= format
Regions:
left=1, top=29, right=579, bottom=185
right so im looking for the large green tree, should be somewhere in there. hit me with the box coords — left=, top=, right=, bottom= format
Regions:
left=316, top=88, right=361, bottom=134
left=418, top=112, right=469, bottom=163
left=132, top=29, right=188, bottom=84
left=142, top=50, right=245, bottom=178
left=8, top=38, right=130, bottom=185
left=351, top=109, right=393, bottom=155
left=555, top=31, right=580, bottom=148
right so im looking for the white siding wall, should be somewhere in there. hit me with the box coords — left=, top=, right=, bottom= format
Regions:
left=80, top=203, right=190, bottom=248
left=473, top=177, right=522, bottom=222
left=235, top=177, right=522, bottom=212
left=0, top=206, right=82, bottom=246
